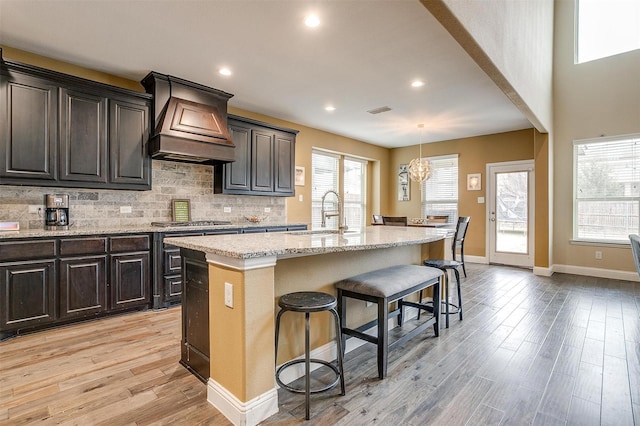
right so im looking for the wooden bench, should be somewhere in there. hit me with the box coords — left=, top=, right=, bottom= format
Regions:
left=336, top=264, right=443, bottom=379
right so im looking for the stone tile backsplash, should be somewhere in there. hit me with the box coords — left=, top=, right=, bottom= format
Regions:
left=0, top=160, right=286, bottom=230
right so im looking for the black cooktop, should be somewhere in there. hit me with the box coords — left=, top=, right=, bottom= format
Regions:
left=151, top=220, right=232, bottom=227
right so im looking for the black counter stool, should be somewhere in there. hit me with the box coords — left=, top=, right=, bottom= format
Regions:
left=275, top=291, right=346, bottom=420
left=421, top=259, right=463, bottom=328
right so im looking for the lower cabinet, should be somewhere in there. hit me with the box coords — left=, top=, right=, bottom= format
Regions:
left=0, top=259, right=57, bottom=335
left=180, top=248, right=210, bottom=383
left=0, top=234, right=151, bottom=340
left=59, top=255, right=108, bottom=319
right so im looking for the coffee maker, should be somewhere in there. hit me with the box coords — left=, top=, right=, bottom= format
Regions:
left=45, top=194, right=70, bottom=230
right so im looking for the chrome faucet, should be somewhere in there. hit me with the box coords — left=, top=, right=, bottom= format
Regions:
left=321, top=190, right=348, bottom=232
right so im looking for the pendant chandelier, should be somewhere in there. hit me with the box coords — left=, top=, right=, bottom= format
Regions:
left=408, top=123, right=431, bottom=183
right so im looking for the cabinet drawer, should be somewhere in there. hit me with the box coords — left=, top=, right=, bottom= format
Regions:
left=60, top=237, right=107, bottom=256
left=164, top=275, right=182, bottom=299
left=164, top=248, right=182, bottom=274
left=110, top=235, right=150, bottom=252
left=0, top=240, right=56, bottom=262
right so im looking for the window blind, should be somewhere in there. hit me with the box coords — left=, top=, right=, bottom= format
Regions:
left=574, top=134, right=640, bottom=241
left=421, top=154, right=459, bottom=224
left=344, top=157, right=367, bottom=229
left=311, top=150, right=339, bottom=229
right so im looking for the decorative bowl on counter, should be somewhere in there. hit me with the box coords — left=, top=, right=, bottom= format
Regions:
left=244, top=215, right=268, bottom=223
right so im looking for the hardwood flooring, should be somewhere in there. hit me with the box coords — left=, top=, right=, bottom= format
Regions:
left=1, top=264, right=639, bottom=425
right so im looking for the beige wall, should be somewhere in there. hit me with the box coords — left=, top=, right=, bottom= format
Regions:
left=0, top=46, right=143, bottom=92
left=388, top=129, right=535, bottom=258
left=227, top=107, right=391, bottom=227
left=553, top=1, right=640, bottom=272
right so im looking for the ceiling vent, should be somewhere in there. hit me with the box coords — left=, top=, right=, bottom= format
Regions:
left=367, top=106, right=392, bottom=115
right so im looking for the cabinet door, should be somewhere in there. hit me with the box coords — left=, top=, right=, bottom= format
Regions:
left=274, top=132, right=295, bottom=194
left=251, top=129, right=274, bottom=192
left=224, top=122, right=251, bottom=191
left=0, top=72, right=57, bottom=181
left=59, top=88, right=108, bottom=183
left=59, top=255, right=107, bottom=319
left=108, top=98, right=150, bottom=188
left=0, top=259, right=56, bottom=331
left=110, top=251, right=150, bottom=310
left=181, top=254, right=210, bottom=383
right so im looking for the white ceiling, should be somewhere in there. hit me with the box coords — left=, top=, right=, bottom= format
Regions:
left=0, top=0, right=533, bottom=148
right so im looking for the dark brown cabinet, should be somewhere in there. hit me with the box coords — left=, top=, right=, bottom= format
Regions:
left=180, top=249, right=210, bottom=383
left=58, top=237, right=108, bottom=319
left=0, top=260, right=57, bottom=335
left=59, top=88, right=108, bottom=183
left=152, top=229, right=240, bottom=309
left=0, top=51, right=152, bottom=190
left=59, top=256, right=107, bottom=319
left=0, top=239, right=57, bottom=338
left=110, top=235, right=150, bottom=310
left=0, top=234, right=151, bottom=340
left=0, top=72, right=58, bottom=181
left=214, top=115, right=297, bottom=197
left=108, top=97, right=150, bottom=187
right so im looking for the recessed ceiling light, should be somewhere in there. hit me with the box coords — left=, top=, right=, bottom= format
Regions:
left=411, top=80, right=424, bottom=88
left=325, top=106, right=336, bottom=111
left=305, top=14, right=320, bottom=27
left=219, top=68, right=232, bottom=76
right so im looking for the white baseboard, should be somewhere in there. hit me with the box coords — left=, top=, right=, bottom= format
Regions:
left=533, top=266, right=553, bottom=277
left=552, top=264, right=640, bottom=282
left=207, top=379, right=278, bottom=426
left=465, top=255, right=488, bottom=264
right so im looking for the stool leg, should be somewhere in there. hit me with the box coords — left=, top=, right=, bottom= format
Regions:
left=454, top=268, right=462, bottom=321
left=274, top=309, right=286, bottom=365
left=443, top=269, right=450, bottom=328
left=433, top=279, right=440, bottom=337
left=337, top=290, right=347, bottom=358
left=330, top=308, right=346, bottom=395
left=304, top=311, right=311, bottom=420
left=377, top=297, right=389, bottom=379
left=417, top=289, right=423, bottom=320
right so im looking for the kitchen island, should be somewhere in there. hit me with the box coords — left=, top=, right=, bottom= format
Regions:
left=165, top=226, right=449, bottom=425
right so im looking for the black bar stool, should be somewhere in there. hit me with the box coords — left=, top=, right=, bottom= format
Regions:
left=422, top=259, right=463, bottom=328
left=274, top=291, right=346, bottom=420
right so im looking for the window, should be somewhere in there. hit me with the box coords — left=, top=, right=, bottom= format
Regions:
left=573, top=134, right=640, bottom=242
left=576, top=0, right=640, bottom=64
left=311, top=150, right=367, bottom=229
left=421, top=154, right=458, bottom=224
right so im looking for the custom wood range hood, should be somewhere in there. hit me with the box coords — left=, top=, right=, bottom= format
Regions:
left=141, top=72, right=235, bottom=165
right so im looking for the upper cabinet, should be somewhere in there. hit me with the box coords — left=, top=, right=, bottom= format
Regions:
left=0, top=72, right=58, bottom=181
left=0, top=50, right=152, bottom=190
left=214, top=115, right=298, bottom=197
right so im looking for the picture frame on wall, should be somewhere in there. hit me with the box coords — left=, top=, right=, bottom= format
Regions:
left=467, top=173, right=481, bottom=191
left=172, top=199, right=191, bottom=222
left=398, top=164, right=410, bottom=201
left=295, top=166, right=305, bottom=186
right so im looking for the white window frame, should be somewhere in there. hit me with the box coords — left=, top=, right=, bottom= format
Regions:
left=573, top=133, right=640, bottom=244
left=311, top=149, right=368, bottom=229
left=421, top=154, right=459, bottom=224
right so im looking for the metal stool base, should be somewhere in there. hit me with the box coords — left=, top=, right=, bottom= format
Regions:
left=275, top=358, right=341, bottom=394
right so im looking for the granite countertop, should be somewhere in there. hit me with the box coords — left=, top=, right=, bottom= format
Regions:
left=0, top=222, right=306, bottom=240
left=165, top=226, right=450, bottom=260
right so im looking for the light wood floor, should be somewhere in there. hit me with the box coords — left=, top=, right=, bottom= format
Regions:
left=1, top=264, right=639, bottom=425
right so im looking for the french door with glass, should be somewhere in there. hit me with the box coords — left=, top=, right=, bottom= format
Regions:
left=487, top=160, right=534, bottom=268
